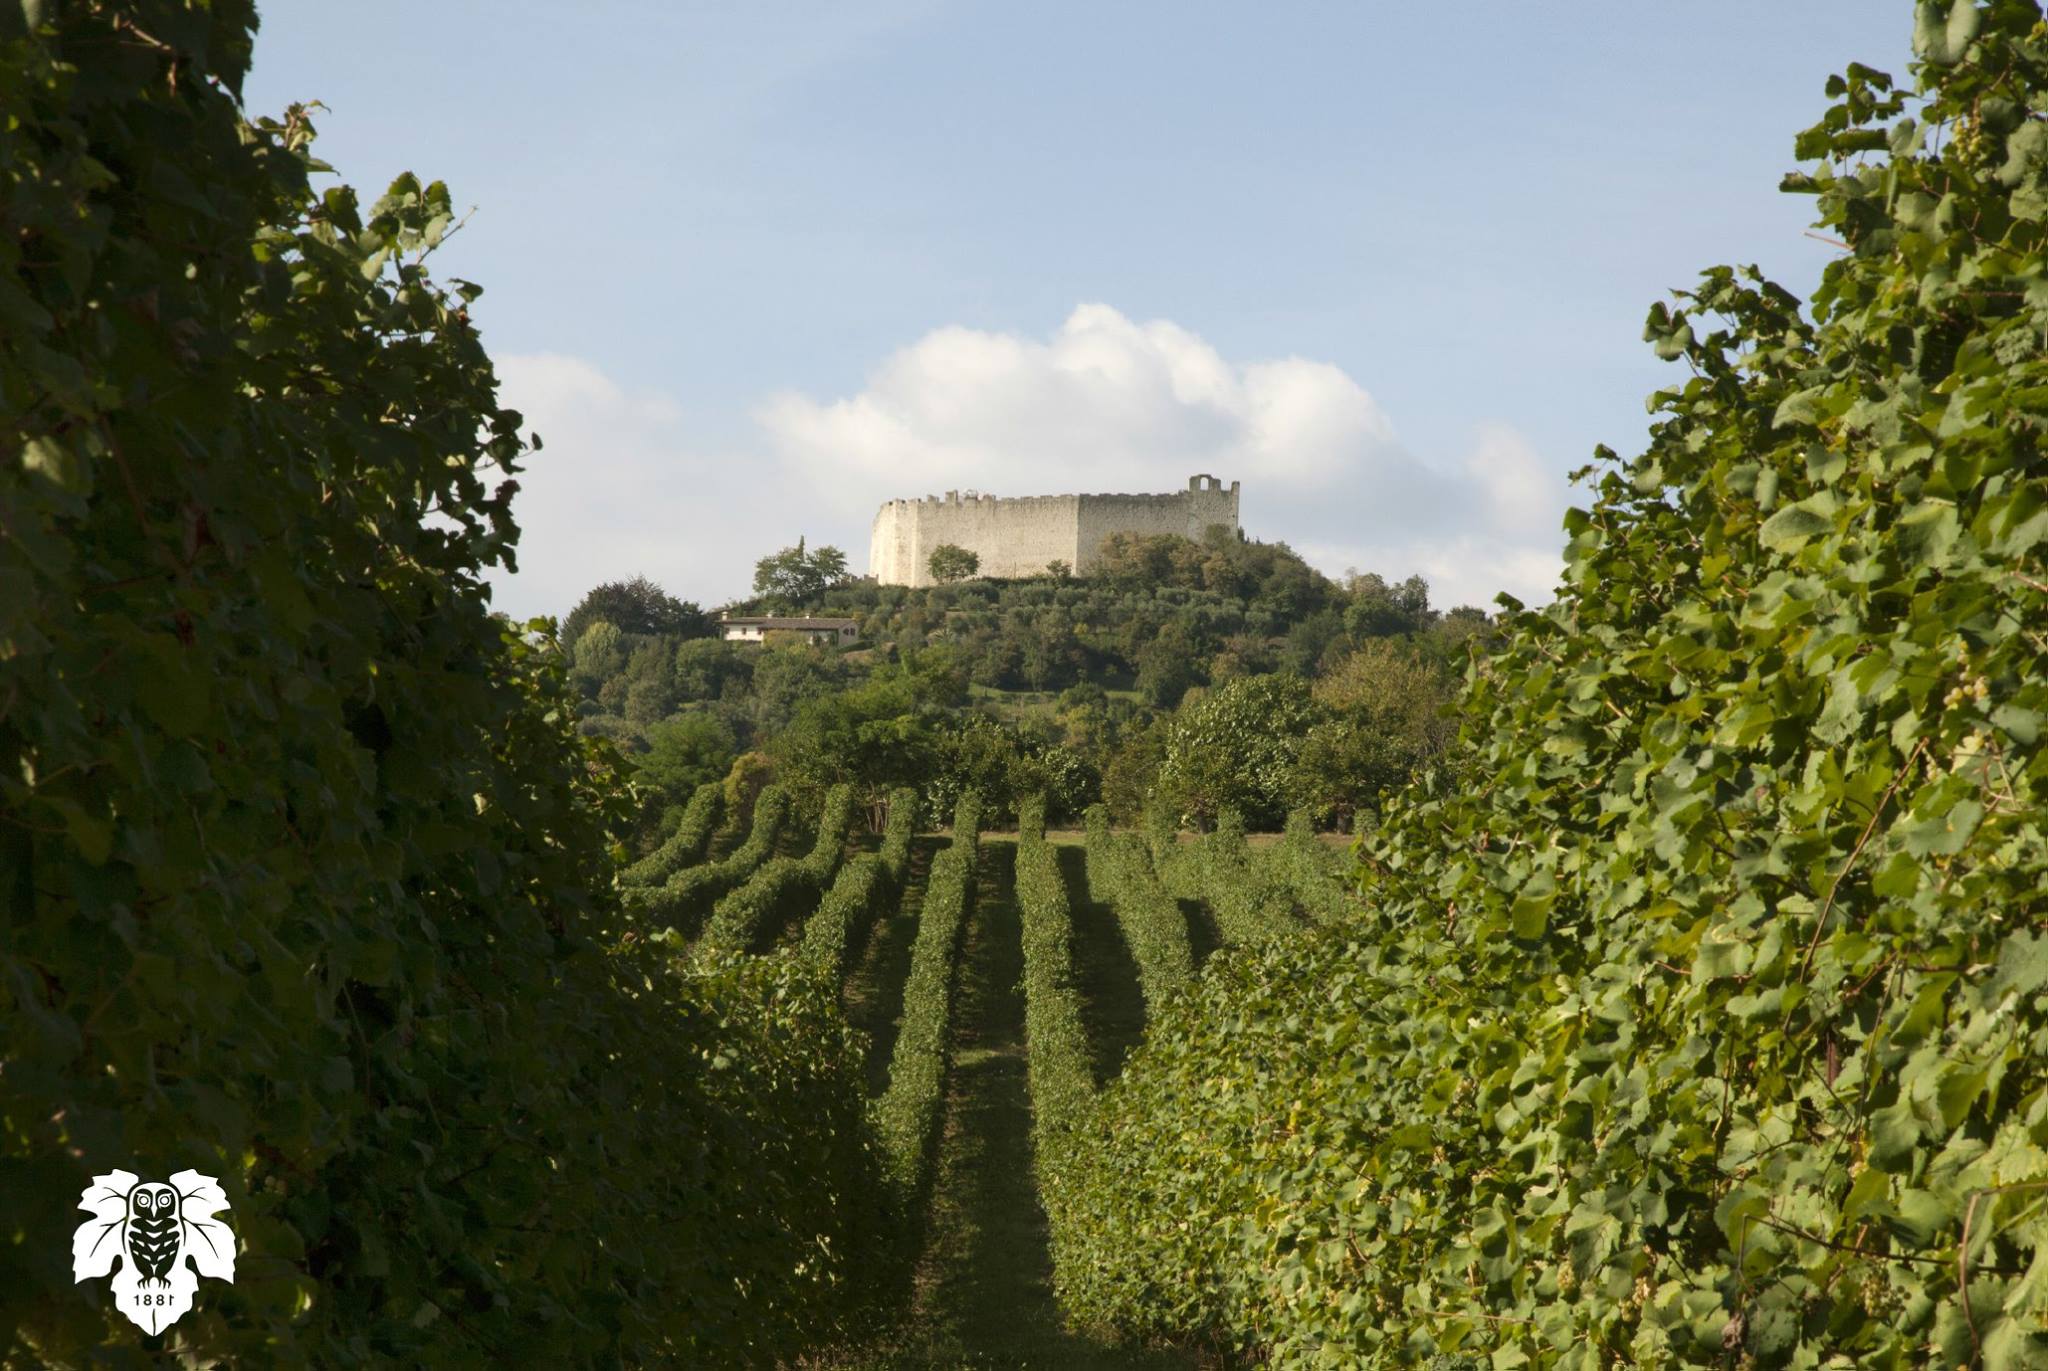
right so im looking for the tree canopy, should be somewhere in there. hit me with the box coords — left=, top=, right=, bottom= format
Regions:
left=753, top=537, right=850, bottom=608
left=928, top=543, right=980, bottom=582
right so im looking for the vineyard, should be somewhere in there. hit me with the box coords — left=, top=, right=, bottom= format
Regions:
left=596, top=776, right=1363, bottom=1364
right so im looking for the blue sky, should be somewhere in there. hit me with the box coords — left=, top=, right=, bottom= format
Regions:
left=246, top=2, right=1913, bottom=617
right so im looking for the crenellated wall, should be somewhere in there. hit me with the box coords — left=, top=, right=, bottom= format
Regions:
left=868, top=475, right=1241, bottom=586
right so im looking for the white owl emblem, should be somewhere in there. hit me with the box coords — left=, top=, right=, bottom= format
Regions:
left=72, top=1170, right=237, bottom=1334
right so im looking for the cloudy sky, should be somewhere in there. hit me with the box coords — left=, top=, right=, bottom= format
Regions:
left=247, top=2, right=1911, bottom=615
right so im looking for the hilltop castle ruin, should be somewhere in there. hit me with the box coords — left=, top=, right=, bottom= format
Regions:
left=868, top=474, right=1241, bottom=587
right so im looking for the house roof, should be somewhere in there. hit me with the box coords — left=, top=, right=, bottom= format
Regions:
left=721, top=616, right=859, bottom=631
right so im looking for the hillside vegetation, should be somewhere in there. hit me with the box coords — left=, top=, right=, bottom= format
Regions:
left=568, top=541, right=1476, bottom=836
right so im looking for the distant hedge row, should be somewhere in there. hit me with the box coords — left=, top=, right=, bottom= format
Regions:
left=875, top=793, right=984, bottom=1200
left=620, top=779, right=724, bottom=886
left=1013, top=797, right=1098, bottom=1310
left=800, top=787, right=919, bottom=980
left=1084, top=806, right=1193, bottom=1010
left=626, top=784, right=790, bottom=935
left=701, top=784, right=855, bottom=952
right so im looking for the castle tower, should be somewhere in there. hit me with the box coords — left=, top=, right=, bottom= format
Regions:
left=867, top=475, right=1241, bottom=586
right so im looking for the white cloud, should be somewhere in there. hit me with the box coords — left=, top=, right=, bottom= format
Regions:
left=487, top=306, right=1572, bottom=621
left=486, top=353, right=791, bottom=621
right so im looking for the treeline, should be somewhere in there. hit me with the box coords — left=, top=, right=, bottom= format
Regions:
left=565, top=535, right=1477, bottom=837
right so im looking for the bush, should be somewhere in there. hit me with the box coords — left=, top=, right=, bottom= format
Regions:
left=1014, top=797, right=1098, bottom=1308
left=620, top=780, right=725, bottom=886
left=874, top=793, right=984, bottom=1200
left=0, top=10, right=892, bottom=1361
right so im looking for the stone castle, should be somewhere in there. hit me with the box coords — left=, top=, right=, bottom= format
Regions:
left=868, top=474, right=1241, bottom=587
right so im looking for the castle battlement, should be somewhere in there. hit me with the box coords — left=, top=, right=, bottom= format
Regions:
left=868, top=474, right=1241, bottom=586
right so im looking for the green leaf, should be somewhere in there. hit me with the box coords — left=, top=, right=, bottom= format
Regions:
left=1894, top=500, right=1959, bottom=570
left=1759, top=494, right=1838, bottom=553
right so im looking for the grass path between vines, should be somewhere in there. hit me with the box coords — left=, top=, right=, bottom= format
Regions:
left=867, top=839, right=1197, bottom=1369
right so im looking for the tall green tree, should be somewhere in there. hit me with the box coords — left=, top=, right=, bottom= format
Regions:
left=562, top=574, right=709, bottom=646
left=753, top=536, right=850, bottom=608
left=927, top=542, right=980, bottom=582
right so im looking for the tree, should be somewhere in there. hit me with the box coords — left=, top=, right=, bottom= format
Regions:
left=1289, top=640, right=1454, bottom=824
left=753, top=537, right=850, bottom=608
left=1154, top=673, right=1318, bottom=828
left=1046, top=558, right=1072, bottom=581
left=562, top=575, right=710, bottom=646
left=635, top=714, right=738, bottom=804
left=928, top=543, right=980, bottom=583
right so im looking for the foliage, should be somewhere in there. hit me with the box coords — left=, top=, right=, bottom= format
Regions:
left=1180, top=809, right=1299, bottom=945
left=561, top=574, right=710, bottom=648
left=699, top=785, right=854, bottom=953
left=1013, top=797, right=1099, bottom=1310
left=1292, top=640, right=1458, bottom=827
left=877, top=784, right=919, bottom=886
left=1154, top=674, right=1318, bottom=829
left=635, top=712, right=739, bottom=806
left=620, top=780, right=726, bottom=887
left=1061, top=7, right=2048, bottom=1364
left=753, top=536, right=850, bottom=610
left=1267, top=809, right=1355, bottom=924
left=0, top=9, right=891, bottom=1363
left=874, top=793, right=984, bottom=1201
left=1083, top=808, right=1194, bottom=1012
left=798, top=786, right=917, bottom=981
left=927, top=542, right=981, bottom=583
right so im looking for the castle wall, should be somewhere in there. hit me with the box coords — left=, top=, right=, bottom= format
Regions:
left=1072, top=476, right=1240, bottom=573
left=868, top=475, right=1240, bottom=587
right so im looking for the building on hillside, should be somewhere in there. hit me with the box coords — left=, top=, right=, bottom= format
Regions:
left=719, top=615, right=860, bottom=646
left=868, top=473, right=1241, bottom=587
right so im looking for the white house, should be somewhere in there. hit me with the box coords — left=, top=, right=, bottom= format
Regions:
left=718, top=615, right=860, bottom=647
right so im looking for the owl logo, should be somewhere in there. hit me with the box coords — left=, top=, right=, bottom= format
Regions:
left=72, top=1170, right=237, bottom=1334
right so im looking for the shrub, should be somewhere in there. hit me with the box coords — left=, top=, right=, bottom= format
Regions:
left=874, top=793, right=984, bottom=1200
left=1014, top=797, right=1098, bottom=1306
left=0, top=11, right=891, bottom=1361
